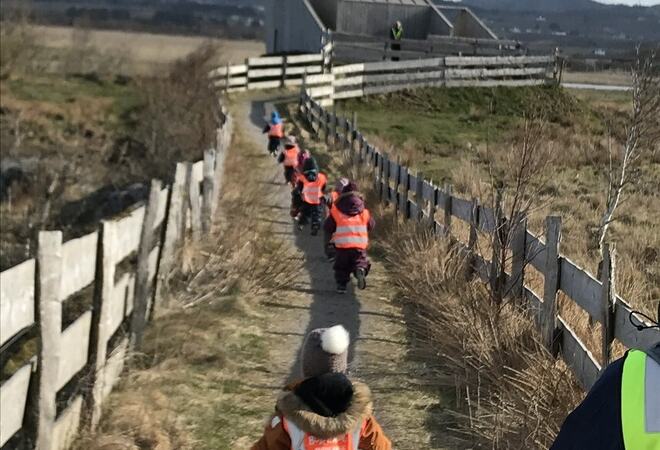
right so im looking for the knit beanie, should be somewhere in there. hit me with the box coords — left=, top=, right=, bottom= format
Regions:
left=302, top=156, right=319, bottom=173
left=334, top=177, right=349, bottom=193
left=342, top=181, right=358, bottom=194
left=294, top=373, right=354, bottom=417
left=301, top=325, right=349, bottom=378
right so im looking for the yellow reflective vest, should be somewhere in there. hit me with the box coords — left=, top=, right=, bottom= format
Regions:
left=621, top=349, right=660, bottom=450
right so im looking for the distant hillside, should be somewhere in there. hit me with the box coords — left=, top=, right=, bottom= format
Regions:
left=458, top=0, right=606, bottom=12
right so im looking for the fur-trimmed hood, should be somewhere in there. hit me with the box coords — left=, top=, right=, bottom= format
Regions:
left=276, top=381, right=373, bottom=439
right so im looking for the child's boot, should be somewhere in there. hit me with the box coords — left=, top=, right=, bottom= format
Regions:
left=355, top=268, right=367, bottom=290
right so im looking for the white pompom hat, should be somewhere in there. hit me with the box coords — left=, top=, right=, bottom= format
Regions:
left=301, top=325, right=350, bottom=378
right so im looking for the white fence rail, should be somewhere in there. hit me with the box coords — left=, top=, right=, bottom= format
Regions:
left=211, top=53, right=557, bottom=106
left=0, top=110, right=233, bottom=450
left=299, top=91, right=659, bottom=391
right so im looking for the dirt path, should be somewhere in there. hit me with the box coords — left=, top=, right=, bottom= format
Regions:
left=232, top=96, right=455, bottom=449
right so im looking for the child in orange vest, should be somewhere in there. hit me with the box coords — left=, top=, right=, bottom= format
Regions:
left=323, top=181, right=375, bottom=294
left=251, top=325, right=392, bottom=450
left=263, top=111, right=284, bottom=156
left=324, top=178, right=350, bottom=262
left=277, top=136, right=301, bottom=186
left=292, top=157, right=327, bottom=235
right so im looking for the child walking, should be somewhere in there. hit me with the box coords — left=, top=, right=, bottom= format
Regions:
left=277, top=136, right=300, bottom=186
left=263, top=111, right=284, bottom=156
left=324, top=181, right=375, bottom=293
left=292, top=157, right=327, bottom=235
left=251, top=325, right=392, bottom=450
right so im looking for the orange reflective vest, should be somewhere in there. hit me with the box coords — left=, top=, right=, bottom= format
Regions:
left=301, top=173, right=327, bottom=205
left=283, top=418, right=361, bottom=450
left=330, top=208, right=370, bottom=249
left=283, top=146, right=300, bottom=167
left=269, top=122, right=284, bottom=138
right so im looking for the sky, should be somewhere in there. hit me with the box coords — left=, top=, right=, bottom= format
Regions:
left=595, top=0, right=659, bottom=4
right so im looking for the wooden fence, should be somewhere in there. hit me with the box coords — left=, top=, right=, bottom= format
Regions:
left=0, top=110, right=233, bottom=450
left=208, top=42, right=333, bottom=93
left=298, top=91, right=660, bottom=391
left=212, top=54, right=557, bottom=107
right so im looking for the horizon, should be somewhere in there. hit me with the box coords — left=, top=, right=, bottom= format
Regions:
left=595, top=0, right=659, bottom=5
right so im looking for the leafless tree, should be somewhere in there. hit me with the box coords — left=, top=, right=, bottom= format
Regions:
left=596, top=48, right=660, bottom=258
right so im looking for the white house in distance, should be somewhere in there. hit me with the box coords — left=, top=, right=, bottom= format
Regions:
left=265, top=0, right=500, bottom=56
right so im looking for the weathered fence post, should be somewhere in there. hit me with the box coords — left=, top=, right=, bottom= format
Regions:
left=324, top=109, right=331, bottom=144
left=429, top=184, right=438, bottom=232
left=188, top=162, right=202, bottom=241
left=541, top=216, right=562, bottom=354
left=155, top=163, right=188, bottom=311
left=443, top=183, right=452, bottom=236
left=350, top=111, right=357, bottom=152
left=331, top=104, right=338, bottom=149
left=36, top=231, right=63, bottom=450
left=394, top=156, right=401, bottom=216
left=224, top=62, right=230, bottom=92
left=300, top=72, right=307, bottom=110
left=201, top=149, right=216, bottom=234
left=489, top=188, right=505, bottom=302
left=600, top=243, right=616, bottom=367
left=400, top=167, right=410, bottom=218
left=466, top=198, right=479, bottom=277
left=378, top=153, right=386, bottom=202
left=415, top=171, right=424, bottom=222
left=509, top=212, right=528, bottom=300
left=281, top=55, right=288, bottom=88
left=131, top=179, right=162, bottom=350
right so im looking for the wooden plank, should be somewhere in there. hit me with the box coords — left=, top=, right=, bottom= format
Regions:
left=112, top=206, right=145, bottom=264
left=287, top=53, right=323, bottom=64
left=247, top=55, right=284, bottom=66
left=248, top=67, right=283, bottom=78
left=0, top=259, right=35, bottom=347
left=422, top=181, right=435, bottom=202
left=445, top=67, right=546, bottom=79
left=209, top=64, right=247, bottom=77
left=332, top=63, right=366, bottom=75
left=213, top=76, right=248, bottom=88
left=478, top=205, right=496, bottom=233
left=333, top=75, right=364, bottom=87
left=154, top=186, right=169, bottom=228
left=445, top=79, right=546, bottom=88
left=542, top=217, right=562, bottom=353
left=201, top=150, right=216, bottom=234
left=445, top=55, right=554, bottom=67
left=304, top=73, right=334, bottom=84
left=36, top=231, right=61, bottom=450
left=59, top=232, right=98, bottom=301
left=108, top=272, right=134, bottom=335
left=558, top=317, right=601, bottom=389
left=333, top=89, right=364, bottom=100
left=309, top=85, right=334, bottom=98
left=0, top=364, right=32, bottom=446
left=526, top=231, right=546, bottom=272
left=247, top=79, right=282, bottom=90
left=51, top=396, right=83, bottom=450
left=285, top=65, right=323, bottom=75
left=148, top=245, right=160, bottom=284
left=451, top=196, right=472, bottom=222
left=559, top=256, right=602, bottom=319
left=364, top=70, right=444, bottom=84
left=361, top=58, right=443, bottom=73
left=227, top=86, right=248, bottom=93
left=524, top=286, right=543, bottom=327
left=319, top=98, right=334, bottom=107
left=188, top=162, right=202, bottom=241
left=100, top=338, right=128, bottom=402
left=56, top=311, right=92, bottom=391
left=614, top=299, right=660, bottom=350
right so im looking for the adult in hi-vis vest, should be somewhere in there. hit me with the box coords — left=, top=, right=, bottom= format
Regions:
left=251, top=325, right=391, bottom=450
left=292, top=157, right=327, bottom=235
left=277, top=136, right=301, bottom=186
left=552, top=305, right=660, bottom=450
left=263, top=111, right=285, bottom=156
left=323, top=181, right=375, bottom=294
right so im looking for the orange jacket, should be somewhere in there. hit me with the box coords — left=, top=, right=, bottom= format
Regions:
left=251, top=381, right=391, bottom=450
left=269, top=122, right=284, bottom=138
left=282, top=146, right=300, bottom=167
left=330, top=208, right=371, bottom=249
left=301, top=173, right=328, bottom=205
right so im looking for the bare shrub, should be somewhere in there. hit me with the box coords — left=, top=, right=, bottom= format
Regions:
left=380, top=224, right=582, bottom=449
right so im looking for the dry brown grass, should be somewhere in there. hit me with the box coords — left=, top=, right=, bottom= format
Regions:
left=374, top=218, right=583, bottom=449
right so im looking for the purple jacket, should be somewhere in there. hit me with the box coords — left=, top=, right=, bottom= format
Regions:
left=324, top=193, right=375, bottom=236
